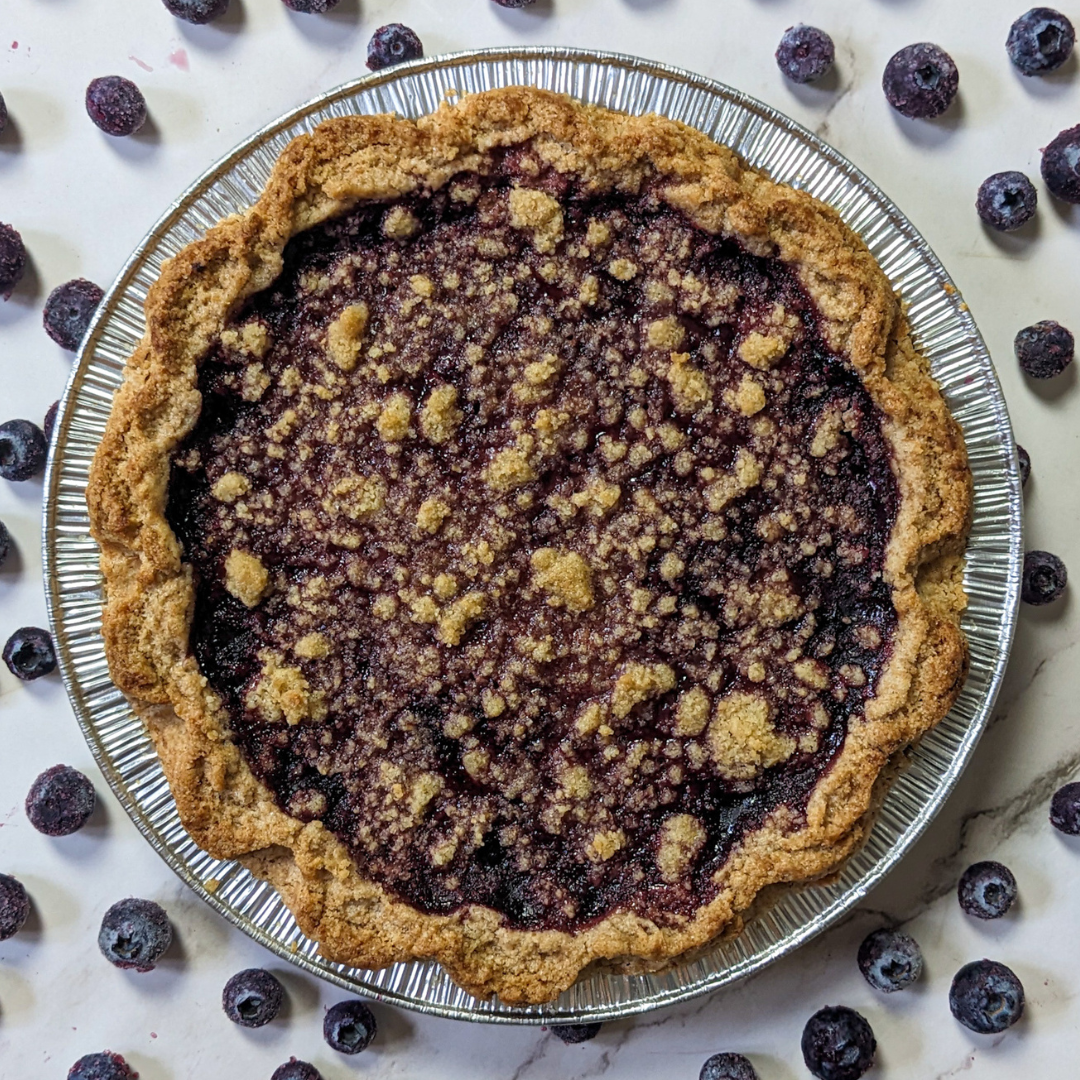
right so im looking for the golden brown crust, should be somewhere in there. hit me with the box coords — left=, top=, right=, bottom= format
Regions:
left=87, top=87, right=970, bottom=1004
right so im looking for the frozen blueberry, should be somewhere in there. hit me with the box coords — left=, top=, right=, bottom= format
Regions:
left=272, top=1061, right=323, bottom=1080
left=552, top=1023, right=602, bottom=1044
left=493, top=0, right=538, bottom=6
left=857, top=927, right=923, bottom=992
left=976, top=171, right=1038, bottom=231
left=883, top=43, right=959, bottom=119
left=1041, top=124, right=1080, bottom=202
left=0, top=222, right=27, bottom=300
left=366, top=24, right=423, bottom=71
left=949, top=959, right=1025, bottom=1033
left=1022, top=549, right=1067, bottom=605
left=1017, top=444, right=1031, bottom=487
left=958, top=861, right=1017, bottom=919
left=0, top=518, right=9, bottom=569
left=0, top=873, right=31, bottom=940
left=800, top=1006, right=876, bottom=1080
left=776, top=25, right=836, bottom=84
left=98, top=898, right=172, bottom=971
left=67, top=1052, right=137, bottom=1080
left=323, top=999, right=377, bottom=1054
left=44, top=400, right=60, bottom=444
left=223, top=968, right=284, bottom=1027
left=162, top=0, right=230, bottom=23
left=4, top=626, right=57, bottom=679
left=1015, top=319, right=1074, bottom=378
left=282, top=0, right=340, bottom=10
left=86, top=77, right=147, bottom=137
left=1051, top=781, right=1080, bottom=833
left=0, top=90, right=7, bottom=133
left=26, top=764, right=94, bottom=835
left=0, top=419, right=47, bottom=481
left=700, top=1052, right=758, bottom=1080
left=43, top=279, right=105, bottom=351
left=1007, top=8, right=1075, bottom=75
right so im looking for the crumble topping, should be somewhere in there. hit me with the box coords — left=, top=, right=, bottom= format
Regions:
left=167, top=151, right=898, bottom=931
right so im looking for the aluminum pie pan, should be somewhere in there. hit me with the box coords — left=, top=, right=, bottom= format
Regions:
left=42, top=46, right=1022, bottom=1024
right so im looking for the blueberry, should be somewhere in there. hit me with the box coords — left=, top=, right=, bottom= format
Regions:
left=0, top=420, right=47, bottom=481
left=282, top=0, right=341, bottom=10
left=1015, top=319, right=1074, bottom=378
left=1041, top=125, right=1080, bottom=202
left=1007, top=8, right=1075, bottom=75
left=323, top=999, right=377, bottom=1054
left=552, top=1023, right=602, bottom=1044
left=0, top=90, right=7, bottom=134
left=857, top=927, right=924, bottom=992
left=3, top=626, right=57, bottom=679
left=44, top=400, right=60, bottom=444
left=98, top=898, right=172, bottom=971
left=67, top=1052, right=137, bottom=1080
left=271, top=1061, right=323, bottom=1080
left=1017, top=444, right=1031, bottom=488
left=976, top=171, right=1037, bottom=232
left=1022, top=549, right=1067, bottom=605
left=0, top=222, right=27, bottom=300
left=1050, top=781, right=1080, bottom=834
left=85, top=77, right=147, bottom=138
left=493, top=0, right=537, bottom=6
left=366, top=24, right=423, bottom=71
left=800, top=1006, right=876, bottom=1080
left=43, top=278, right=105, bottom=351
left=949, top=959, right=1025, bottom=1033
left=776, top=25, right=836, bottom=84
left=0, top=518, right=10, bottom=569
left=161, top=0, right=230, bottom=23
left=222, top=967, right=284, bottom=1027
left=25, top=764, right=95, bottom=836
left=882, top=43, right=959, bottom=119
left=699, top=1051, right=758, bottom=1080
left=0, top=873, right=31, bottom=940
left=958, top=861, right=1018, bottom=919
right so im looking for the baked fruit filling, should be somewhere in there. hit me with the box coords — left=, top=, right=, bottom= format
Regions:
left=166, top=147, right=900, bottom=932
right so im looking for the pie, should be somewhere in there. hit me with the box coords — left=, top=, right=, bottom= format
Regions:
left=87, top=86, right=971, bottom=1005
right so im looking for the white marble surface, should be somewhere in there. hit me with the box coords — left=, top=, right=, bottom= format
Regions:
left=2, top=0, right=1079, bottom=1076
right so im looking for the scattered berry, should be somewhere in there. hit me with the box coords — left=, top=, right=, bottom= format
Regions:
left=801, top=1006, right=876, bottom=1080
left=1050, top=781, right=1080, bottom=834
left=43, top=279, right=105, bottom=351
left=882, top=43, right=959, bottom=119
left=67, top=1052, right=137, bottom=1080
left=222, top=968, right=284, bottom=1027
left=98, top=898, right=172, bottom=971
left=1015, top=319, right=1074, bottom=378
left=0, top=90, right=7, bottom=133
left=1022, top=549, right=1067, bottom=605
left=0, top=419, right=47, bottom=481
left=161, top=0, right=230, bottom=23
left=0, top=873, right=31, bottom=940
left=0, top=222, right=27, bottom=300
left=958, top=861, right=1018, bottom=919
left=25, top=764, right=94, bottom=835
left=282, top=0, right=341, bottom=10
left=1017, top=444, right=1031, bottom=487
left=857, top=928, right=924, bottom=992
left=85, top=77, right=147, bottom=137
left=493, top=0, right=537, bottom=5
left=44, top=400, right=59, bottom=444
left=1041, top=124, right=1080, bottom=202
left=323, top=999, right=377, bottom=1054
left=366, top=24, right=423, bottom=71
left=700, top=1052, right=759, bottom=1080
left=271, top=1061, right=322, bottom=1080
left=775, top=25, right=836, bottom=84
left=552, top=1023, right=602, bottom=1044
left=976, top=171, right=1037, bottom=231
left=1007, top=7, right=1075, bottom=75
left=949, top=959, right=1025, bottom=1033
left=0, top=519, right=9, bottom=568
left=3, top=626, right=57, bottom=680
